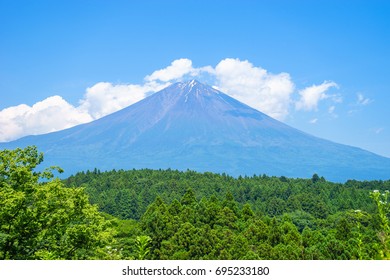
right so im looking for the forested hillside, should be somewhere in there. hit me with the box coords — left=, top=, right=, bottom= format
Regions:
left=1, top=146, right=389, bottom=260
left=64, top=168, right=390, bottom=260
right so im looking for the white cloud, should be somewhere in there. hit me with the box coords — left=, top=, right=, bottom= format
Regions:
left=0, top=82, right=169, bottom=142
left=145, top=59, right=194, bottom=82
left=214, top=58, right=295, bottom=120
left=144, top=58, right=213, bottom=83
left=78, top=81, right=167, bottom=119
left=295, top=81, right=338, bottom=111
left=0, top=96, right=92, bottom=142
left=309, top=118, right=318, bottom=124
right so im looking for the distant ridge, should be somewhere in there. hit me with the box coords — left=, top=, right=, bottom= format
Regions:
left=1, top=80, right=390, bottom=182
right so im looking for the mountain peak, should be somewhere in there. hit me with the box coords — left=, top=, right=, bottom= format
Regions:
left=177, top=79, right=204, bottom=91
left=180, top=79, right=200, bottom=87
left=186, top=79, right=199, bottom=86
left=173, top=80, right=219, bottom=100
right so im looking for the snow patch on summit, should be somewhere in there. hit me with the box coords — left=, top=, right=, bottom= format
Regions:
left=188, top=79, right=196, bottom=90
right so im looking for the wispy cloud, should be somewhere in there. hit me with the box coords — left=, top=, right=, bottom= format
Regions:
left=328, top=105, right=339, bottom=118
left=348, top=93, right=373, bottom=116
left=374, top=127, right=384, bottom=134
left=356, top=93, right=372, bottom=106
left=295, top=81, right=339, bottom=111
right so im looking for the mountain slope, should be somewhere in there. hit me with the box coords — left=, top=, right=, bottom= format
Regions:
left=1, top=80, right=390, bottom=181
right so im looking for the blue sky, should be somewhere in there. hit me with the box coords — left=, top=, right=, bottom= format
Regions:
left=1, top=0, right=389, bottom=157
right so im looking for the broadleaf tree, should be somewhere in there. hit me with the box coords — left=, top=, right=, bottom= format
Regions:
left=0, top=146, right=116, bottom=259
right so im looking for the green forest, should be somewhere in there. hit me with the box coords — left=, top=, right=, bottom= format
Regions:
left=1, top=146, right=389, bottom=260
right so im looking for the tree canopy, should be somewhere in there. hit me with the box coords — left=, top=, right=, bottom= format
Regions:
left=66, top=166, right=390, bottom=260
left=1, top=146, right=389, bottom=260
left=0, top=146, right=115, bottom=259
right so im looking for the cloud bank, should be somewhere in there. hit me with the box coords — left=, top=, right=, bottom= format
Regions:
left=214, top=58, right=294, bottom=120
left=79, top=81, right=168, bottom=119
left=0, top=96, right=92, bottom=142
left=0, top=58, right=341, bottom=142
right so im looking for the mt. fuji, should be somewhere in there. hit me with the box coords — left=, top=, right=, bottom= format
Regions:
left=1, top=80, right=390, bottom=181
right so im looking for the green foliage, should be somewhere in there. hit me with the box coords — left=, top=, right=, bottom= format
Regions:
left=135, top=235, right=152, bottom=260
left=3, top=147, right=388, bottom=260
left=66, top=168, right=390, bottom=222
left=66, top=168, right=390, bottom=260
left=370, top=190, right=390, bottom=258
left=0, top=146, right=115, bottom=259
